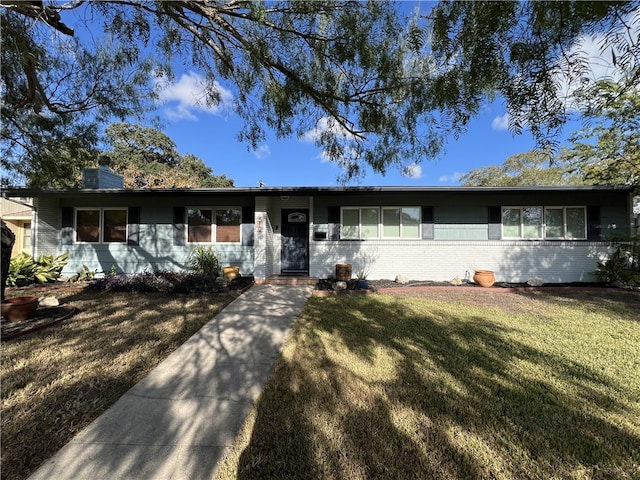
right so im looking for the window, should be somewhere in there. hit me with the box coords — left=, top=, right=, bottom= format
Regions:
left=187, top=207, right=241, bottom=243
left=22, top=221, right=31, bottom=252
left=75, top=208, right=127, bottom=243
left=502, top=207, right=542, bottom=239
left=341, top=206, right=420, bottom=239
left=188, top=209, right=212, bottom=243
left=503, top=206, right=586, bottom=240
left=382, top=207, right=420, bottom=238
left=216, top=209, right=241, bottom=242
left=545, top=207, right=587, bottom=239
left=341, top=207, right=379, bottom=239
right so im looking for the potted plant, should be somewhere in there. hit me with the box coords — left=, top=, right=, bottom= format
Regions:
left=1, top=296, right=39, bottom=322
left=355, top=269, right=369, bottom=289
left=473, top=269, right=496, bottom=288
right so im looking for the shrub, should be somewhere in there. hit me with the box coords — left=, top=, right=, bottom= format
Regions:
left=595, top=247, right=640, bottom=286
left=86, top=270, right=221, bottom=294
left=7, top=252, right=69, bottom=287
left=71, top=265, right=97, bottom=282
left=185, top=246, right=220, bottom=277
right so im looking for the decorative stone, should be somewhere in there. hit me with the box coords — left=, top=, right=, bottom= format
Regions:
left=450, top=276, right=462, bottom=286
left=395, top=275, right=409, bottom=284
left=527, top=277, right=544, bottom=287
left=39, top=296, right=60, bottom=307
left=333, top=281, right=347, bottom=291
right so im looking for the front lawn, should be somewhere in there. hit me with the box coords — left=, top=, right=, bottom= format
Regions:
left=216, top=288, right=640, bottom=479
left=1, top=286, right=239, bottom=480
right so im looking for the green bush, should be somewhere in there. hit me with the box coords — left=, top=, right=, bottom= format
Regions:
left=7, top=252, right=69, bottom=287
left=595, top=247, right=640, bottom=286
left=185, top=246, right=220, bottom=277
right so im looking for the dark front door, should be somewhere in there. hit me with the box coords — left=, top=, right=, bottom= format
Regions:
left=281, top=209, right=309, bottom=273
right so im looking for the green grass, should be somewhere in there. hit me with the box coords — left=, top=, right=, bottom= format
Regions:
left=1, top=286, right=239, bottom=480
left=216, top=289, right=640, bottom=480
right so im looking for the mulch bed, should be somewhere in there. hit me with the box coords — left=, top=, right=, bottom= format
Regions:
left=1, top=305, right=79, bottom=341
left=314, top=278, right=624, bottom=296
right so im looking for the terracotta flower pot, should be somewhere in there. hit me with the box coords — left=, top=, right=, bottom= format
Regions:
left=1, top=296, right=39, bottom=322
left=473, top=270, right=496, bottom=288
left=222, top=266, right=240, bottom=280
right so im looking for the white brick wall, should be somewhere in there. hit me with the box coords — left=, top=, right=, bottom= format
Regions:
left=309, top=240, right=613, bottom=283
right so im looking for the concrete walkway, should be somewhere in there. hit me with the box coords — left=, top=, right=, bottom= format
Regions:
left=28, top=284, right=313, bottom=480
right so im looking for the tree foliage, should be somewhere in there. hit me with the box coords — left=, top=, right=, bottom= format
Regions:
left=460, top=149, right=585, bottom=187
left=565, top=77, right=640, bottom=187
left=428, top=1, right=639, bottom=147
left=1, top=1, right=638, bottom=183
left=104, top=123, right=233, bottom=188
left=461, top=76, right=639, bottom=189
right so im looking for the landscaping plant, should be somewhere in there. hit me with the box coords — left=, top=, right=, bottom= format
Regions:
left=185, top=246, right=220, bottom=277
left=6, top=253, right=69, bottom=287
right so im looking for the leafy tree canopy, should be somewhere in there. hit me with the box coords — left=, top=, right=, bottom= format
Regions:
left=104, top=123, right=233, bottom=188
left=565, top=76, right=640, bottom=187
left=459, top=149, right=585, bottom=187
left=1, top=1, right=638, bottom=184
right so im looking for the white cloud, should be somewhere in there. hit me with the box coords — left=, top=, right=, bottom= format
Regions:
left=438, top=172, right=462, bottom=183
left=156, top=71, right=234, bottom=120
left=402, top=163, right=423, bottom=179
left=557, top=8, right=639, bottom=108
left=302, top=117, right=361, bottom=168
left=253, top=144, right=271, bottom=160
left=491, top=113, right=510, bottom=131
left=301, top=116, right=355, bottom=144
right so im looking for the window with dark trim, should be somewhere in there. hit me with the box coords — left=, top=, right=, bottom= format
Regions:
left=187, top=207, right=241, bottom=243
left=340, top=206, right=421, bottom=239
left=75, top=208, right=128, bottom=243
left=502, top=206, right=587, bottom=240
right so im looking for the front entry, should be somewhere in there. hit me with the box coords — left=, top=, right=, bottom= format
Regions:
left=281, top=209, right=309, bottom=274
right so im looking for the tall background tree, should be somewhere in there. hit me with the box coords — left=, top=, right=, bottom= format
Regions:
left=104, top=123, right=233, bottom=188
left=1, top=1, right=638, bottom=185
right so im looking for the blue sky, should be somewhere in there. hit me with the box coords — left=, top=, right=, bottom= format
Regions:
left=152, top=73, right=579, bottom=188
left=147, top=1, right=627, bottom=189
left=75, top=2, right=632, bottom=189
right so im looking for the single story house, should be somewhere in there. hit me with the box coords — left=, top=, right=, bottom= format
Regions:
left=3, top=173, right=634, bottom=284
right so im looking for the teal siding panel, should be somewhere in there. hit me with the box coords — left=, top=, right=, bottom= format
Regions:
left=434, top=224, right=488, bottom=240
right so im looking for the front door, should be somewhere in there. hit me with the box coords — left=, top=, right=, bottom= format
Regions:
left=281, top=209, right=309, bottom=274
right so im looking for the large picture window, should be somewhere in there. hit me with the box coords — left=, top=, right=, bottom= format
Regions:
left=503, top=206, right=586, bottom=240
left=75, top=208, right=127, bottom=243
left=341, top=206, right=420, bottom=239
left=187, top=207, right=241, bottom=243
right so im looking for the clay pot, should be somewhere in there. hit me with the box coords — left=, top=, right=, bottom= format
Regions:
left=222, top=266, right=240, bottom=280
left=1, top=296, right=39, bottom=322
left=473, top=270, right=496, bottom=288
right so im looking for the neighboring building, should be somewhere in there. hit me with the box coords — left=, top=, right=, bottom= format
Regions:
left=0, top=197, right=34, bottom=257
left=2, top=184, right=634, bottom=284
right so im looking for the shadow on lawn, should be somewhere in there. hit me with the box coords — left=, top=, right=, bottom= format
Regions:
left=236, top=292, right=640, bottom=479
left=1, top=290, right=239, bottom=480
